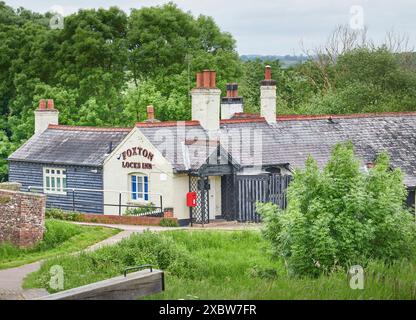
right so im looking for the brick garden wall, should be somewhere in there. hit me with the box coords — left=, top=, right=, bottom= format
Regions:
left=78, top=213, right=176, bottom=226
left=0, top=185, right=46, bottom=248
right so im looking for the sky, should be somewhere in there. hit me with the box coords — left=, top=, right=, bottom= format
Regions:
left=5, top=0, right=416, bottom=55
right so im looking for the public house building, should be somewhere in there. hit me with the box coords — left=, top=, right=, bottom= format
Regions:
left=8, top=67, right=416, bottom=225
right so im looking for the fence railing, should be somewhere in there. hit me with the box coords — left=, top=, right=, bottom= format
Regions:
left=25, top=186, right=163, bottom=217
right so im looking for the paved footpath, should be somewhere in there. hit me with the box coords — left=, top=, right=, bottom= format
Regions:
left=0, top=222, right=259, bottom=300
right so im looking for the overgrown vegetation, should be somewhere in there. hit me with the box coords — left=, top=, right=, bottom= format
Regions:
left=45, top=208, right=85, bottom=222
left=257, top=142, right=416, bottom=277
left=0, top=219, right=119, bottom=269
left=124, top=204, right=157, bottom=216
left=24, top=230, right=416, bottom=299
left=25, top=231, right=200, bottom=292
left=159, top=218, right=180, bottom=228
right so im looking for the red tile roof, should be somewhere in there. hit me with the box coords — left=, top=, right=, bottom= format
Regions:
left=221, top=113, right=266, bottom=124
left=277, top=111, right=416, bottom=121
left=136, top=120, right=201, bottom=127
left=48, top=124, right=131, bottom=132
left=220, top=117, right=266, bottom=124
left=48, top=111, right=416, bottom=132
left=231, top=112, right=263, bottom=119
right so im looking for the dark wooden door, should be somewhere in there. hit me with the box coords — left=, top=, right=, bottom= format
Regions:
left=221, top=175, right=237, bottom=220
left=234, top=174, right=292, bottom=222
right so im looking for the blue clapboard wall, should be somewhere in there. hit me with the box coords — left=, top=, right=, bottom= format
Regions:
left=8, top=161, right=104, bottom=214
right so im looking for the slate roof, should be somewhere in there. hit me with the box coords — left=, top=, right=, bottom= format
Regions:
left=8, top=112, right=416, bottom=186
left=8, top=125, right=130, bottom=167
left=137, top=122, right=209, bottom=171
left=284, top=115, right=416, bottom=187
left=241, top=114, right=416, bottom=186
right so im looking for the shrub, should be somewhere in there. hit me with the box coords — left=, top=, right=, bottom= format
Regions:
left=45, top=208, right=84, bottom=222
left=37, top=220, right=83, bottom=250
left=124, top=203, right=156, bottom=216
left=27, top=231, right=202, bottom=291
left=257, top=142, right=416, bottom=277
left=159, top=218, right=179, bottom=227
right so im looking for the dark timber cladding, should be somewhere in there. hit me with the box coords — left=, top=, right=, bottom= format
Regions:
left=236, top=174, right=292, bottom=222
left=9, top=161, right=104, bottom=214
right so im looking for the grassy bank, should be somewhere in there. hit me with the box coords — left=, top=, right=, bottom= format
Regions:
left=24, top=230, right=416, bottom=299
left=0, top=219, right=120, bottom=269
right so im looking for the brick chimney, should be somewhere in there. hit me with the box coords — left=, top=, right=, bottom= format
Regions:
left=147, top=105, right=155, bottom=120
left=221, top=83, right=243, bottom=120
left=260, top=66, right=277, bottom=124
left=34, top=99, right=59, bottom=134
left=143, top=105, right=160, bottom=123
left=191, top=70, right=221, bottom=132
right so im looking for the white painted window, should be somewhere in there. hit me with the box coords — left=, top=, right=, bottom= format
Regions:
left=43, top=168, right=67, bottom=195
left=130, top=174, right=149, bottom=202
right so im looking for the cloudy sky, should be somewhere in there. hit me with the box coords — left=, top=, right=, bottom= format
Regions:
left=6, top=0, right=416, bottom=55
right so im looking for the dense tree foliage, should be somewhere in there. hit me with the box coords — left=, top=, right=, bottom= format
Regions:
left=239, top=48, right=416, bottom=115
left=0, top=2, right=241, bottom=181
left=1, top=2, right=416, bottom=182
left=257, top=143, right=416, bottom=277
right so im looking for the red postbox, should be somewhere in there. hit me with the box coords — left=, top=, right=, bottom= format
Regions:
left=186, top=192, right=197, bottom=207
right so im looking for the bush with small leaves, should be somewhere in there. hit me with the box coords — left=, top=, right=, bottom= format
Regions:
left=257, top=142, right=416, bottom=277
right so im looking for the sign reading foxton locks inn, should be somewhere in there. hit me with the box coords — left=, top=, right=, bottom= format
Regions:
left=119, top=147, right=154, bottom=169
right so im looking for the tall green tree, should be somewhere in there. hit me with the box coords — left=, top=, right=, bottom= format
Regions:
left=127, top=3, right=241, bottom=87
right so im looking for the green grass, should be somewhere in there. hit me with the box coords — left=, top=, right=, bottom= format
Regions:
left=24, top=230, right=416, bottom=299
left=0, top=219, right=120, bottom=270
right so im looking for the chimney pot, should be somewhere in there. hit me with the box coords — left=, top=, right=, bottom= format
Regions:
left=196, top=72, right=203, bottom=88
left=47, top=99, right=55, bottom=110
left=203, top=70, right=211, bottom=88
left=232, top=83, right=238, bottom=97
left=197, top=70, right=217, bottom=88
left=35, top=99, right=59, bottom=134
left=226, top=83, right=239, bottom=97
left=39, top=99, right=46, bottom=110
left=265, top=66, right=272, bottom=80
left=209, top=70, right=216, bottom=88
left=147, top=105, right=155, bottom=120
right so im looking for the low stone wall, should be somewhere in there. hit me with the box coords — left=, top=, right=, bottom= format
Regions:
left=0, top=185, right=46, bottom=248
left=0, top=182, right=22, bottom=192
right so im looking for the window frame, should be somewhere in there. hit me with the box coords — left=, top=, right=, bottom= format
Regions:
left=43, top=167, right=67, bottom=195
left=130, top=173, right=149, bottom=203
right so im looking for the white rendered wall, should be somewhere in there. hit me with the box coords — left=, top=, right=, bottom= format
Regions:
left=260, top=85, right=277, bottom=124
left=191, top=88, right=221, bottom=132
left=103, top=128, right=190, bottom=220
left=221, top=103, right=243, bottom=120
left=34, top=110, right=59, bottom=134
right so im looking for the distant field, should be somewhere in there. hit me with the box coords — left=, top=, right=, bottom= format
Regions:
left=240, top=54, right=307, bottom=68
left=24, top=230, right=416, bottom=299
left=0, top=219, right=119, bottom=269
